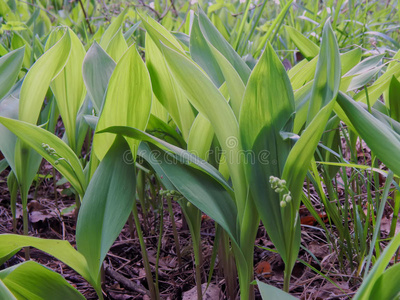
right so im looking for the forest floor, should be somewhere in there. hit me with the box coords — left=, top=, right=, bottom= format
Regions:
left=0, top=158, right=368, bottom=300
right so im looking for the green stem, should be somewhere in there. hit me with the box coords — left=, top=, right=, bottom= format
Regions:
left=22, top=207, right=30, bottom=260
left=283, top=269, right=290, bottom=292
left=167, top=197, right=182, bottom=267
left=131, top=201, right=158, bottom=299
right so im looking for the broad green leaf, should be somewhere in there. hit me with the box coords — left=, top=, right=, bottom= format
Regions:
left=389, top=76, right=400, bottom=122
left=142, top=143, right=238, bottom=243
left=207, top=43, right=246, bottom=118
left=354, top=233, right=400, bottom=300
left=291, top=48, right=361, bottom=91
left=160, top=43, right=247, bottom=216
left=145, top=34, right=194, bottom=140
left=76, top=136, right=136, bottom=282
left=257, top=280, right=298, bottom=300
left=50, top=29, right=86, bottom=153
left=369, top=263, right=400, bottom=300
left=282, top=19, right=341, bottom=274
left=139, top=12, right=184, bottom=53
left=198, top=8, right=251, bottom=84
left=354, top=59, right=400, bottom=105
left=285, top=26, right=319, bottom=60
left=0, top=96, right=18, bottom=173
left=0, top=46, right=24, bottom=100
left=99, top=9, right=127, bottom=49
left=188, top=113, right=214, bottom=161
left=0, top=117, right=86, bottom=197
left=19, top=28, right=71, bottom=124
left=190, top=14, right=224, bottom=87
left=147, top=114, right=186, bottom=148
left=82, top=42, right=116, bottom=114
left=337, top=92, right=400, bottom=176
left=307, top=20, right=341, bottom=124
left=100, top=126, right=232, bottom=192
left=93, top=45, right=152, bottom=160
left=0, top=261, right=85, bottom=300
left=106, top=28, right=128, bottom=62
left=239, top=42, right=295, bottom=263
left=0, top=234, right=93, bottom=286
left=0, top=279, right=16, bottom=300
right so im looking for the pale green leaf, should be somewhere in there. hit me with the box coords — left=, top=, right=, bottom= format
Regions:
left=0, top=234, right=93, bottom=286
left=285, top=25, right=319, bottom=60
left=93, top=45, right=152, bottom=160
left=0, top=117, right=86, bottom=197
left=19, top=28, right=71, bottom=124
left=106, top=28, right=128, bottom=62
left=0, top=261, right=85, bottom=300
left=0, top=46, right=24, bottom=100
left=99, top=9, right=127, bottom=49
left=50, top=28, right=86, bottom=153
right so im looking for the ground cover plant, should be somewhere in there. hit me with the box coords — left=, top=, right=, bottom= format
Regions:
left=0, top=0, right=400, bottom=299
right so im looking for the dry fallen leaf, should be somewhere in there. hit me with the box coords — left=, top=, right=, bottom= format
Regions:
left=255, top=261, right=272, bottom=278
left=182, top=283, right=221, bottom=300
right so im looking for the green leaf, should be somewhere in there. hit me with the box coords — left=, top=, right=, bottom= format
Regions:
left=140, top=143, right=238, bottom=243
left=82, top=42, right=116, bottom=114
left=106, top=28, right=128, bottom=62
left=0, top=46, right=24, bottom=100
left=50, top=28, right=86, bottom=153
left=0, top=96, right=18, bottom=173
left=76, top=136, right=136, bottom=283
left=0, top=117, right=86, bottom=197
left=19, top=28, right=71, bottom=124
left=0, top=261, right=85, bottom=300
left=239, top=42, right=295, bottom=263
left=337, top=92, right=400, bottom=177
left=147, top=114, right=186, bottom=148
left=188, top=113, right=214, bottom=161
left=145, top=34, right=194, bottom=140
left=0, top=234, right=93, bottom=286
left=282, top=19, right=341, bottom=273
left=285, top=25, right=319, bottom=60
left=207, top=42, right=246, bottom=118
left=198, top=8, right=251, bottom=84
left=93, top=44, right=152, bottom=160
left=354, top=233, right=400, bottom=300
left=389, top=76, right=400, bottom=122
left=257, top=280, right=298, bottom=300
left=100, top=126, right=232, bottom=193
left=99, top=9, right=127, bottom=49
left=0, top=279, right=16, bottom=300
left=369, top=263, right=400, bottom=300
left=190, top=14, right=224, bottom=87
left=307, top=19, right=341, bottom=124
left=139, top=12, right=184, bottom=53
left=160, top=43, right=247, bottom=218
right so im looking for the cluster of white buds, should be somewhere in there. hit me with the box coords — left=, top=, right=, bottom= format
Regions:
left=269, top=176, right=292, bottom=208
left=159, top=189, right=182, bottom=198
left=42, top=143, right=65, bottom=165
left=42, top=143, right=56, bottom=156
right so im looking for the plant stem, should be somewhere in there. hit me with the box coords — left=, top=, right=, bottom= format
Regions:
left=167, top=197, right=182, bottom=267
left=22, top=207, right=30, bottom=260
left=283, top=270, right=290, bottom=292
left=195, top=257, right=203, bottom=300
left=78, top=0, right=93, bottom=34
left=131, top=200, right=158, bottom=299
